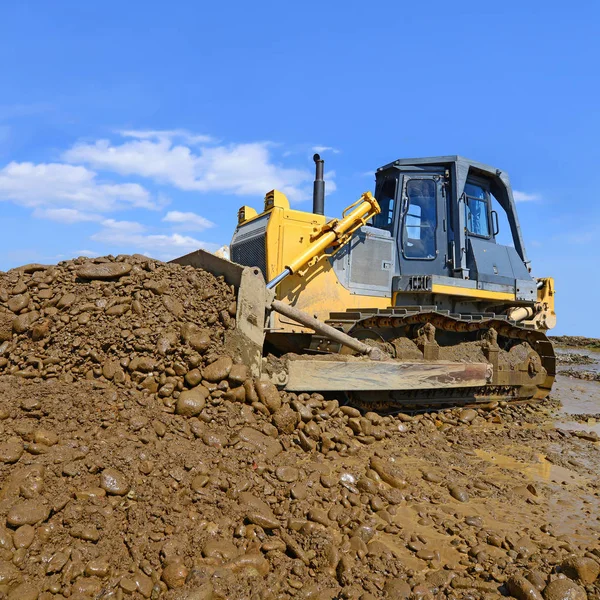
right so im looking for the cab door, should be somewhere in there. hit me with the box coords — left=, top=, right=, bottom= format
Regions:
left=397, top=174, right=448, bottom=276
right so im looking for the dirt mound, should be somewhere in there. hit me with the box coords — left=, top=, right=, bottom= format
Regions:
left=0, top=255, right=237, bottom=397
left=0, top=256, right=599, bottom=599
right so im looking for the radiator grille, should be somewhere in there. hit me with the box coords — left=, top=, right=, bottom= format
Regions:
left=231, top=235, right=267, bottom=278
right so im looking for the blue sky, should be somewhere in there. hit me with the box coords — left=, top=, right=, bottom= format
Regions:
left=0, top=1, right=598, bottom=335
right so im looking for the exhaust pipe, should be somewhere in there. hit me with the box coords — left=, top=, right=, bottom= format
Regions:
left=313, top=153, right=325, bottom=215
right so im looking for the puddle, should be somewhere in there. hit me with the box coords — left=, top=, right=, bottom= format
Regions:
left=550, top=371, right=600, bottom=435
left=474, top=448, right=587, bottom=485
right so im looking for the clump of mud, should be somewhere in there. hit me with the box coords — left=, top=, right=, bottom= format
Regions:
left=0, top=256, right=599, bottom=599
left=562, top=369, right=600, bottom=382
left=552, top=336, right=600, bottom=349
left=557, top=353, right=595, bottom=366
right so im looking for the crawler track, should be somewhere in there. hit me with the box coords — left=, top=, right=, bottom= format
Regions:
left=314, top=307, right=555, bottom=410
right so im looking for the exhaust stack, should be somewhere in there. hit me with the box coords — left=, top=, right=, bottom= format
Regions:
left=313, top=153, right=325, bottom=215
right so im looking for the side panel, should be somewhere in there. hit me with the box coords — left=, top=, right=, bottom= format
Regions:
left=332, top=226, right=394, bottom=297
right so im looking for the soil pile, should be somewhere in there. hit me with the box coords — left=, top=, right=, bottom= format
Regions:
left=0, top=256, right=599, bottom=600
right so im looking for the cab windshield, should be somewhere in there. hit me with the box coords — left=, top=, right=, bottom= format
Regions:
left=464, top=182, right=490, bottom=237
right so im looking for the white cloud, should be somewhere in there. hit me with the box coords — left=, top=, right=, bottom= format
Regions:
left=513, top=190, right=541, bottom=202
left=100, top=218, right=147, bottom=234
left=64, top=133, right=315, bottom=201
left=0, top=161, right=154, bottom=211
left=91, top=224, right=215, bottom=260
left=119, top=129, right=213, bottom=145
left=75, top=249, right=100, bottom=258
left=32, top=208, right=102, bottom=224
left=163, top=210, right=215, bottom=232
left=312, top=145, right=340, bottom=154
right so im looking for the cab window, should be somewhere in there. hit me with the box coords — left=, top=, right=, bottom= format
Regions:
left=373, top=178, right=397, bottom=231
left=464, top=182, right=490, bottom=237
left=402, top=179, right=437, bottom=259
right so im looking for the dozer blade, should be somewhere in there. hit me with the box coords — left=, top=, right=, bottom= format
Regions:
left=171, top=249, right=270, bottom=378
left=282, top=359, right=492, bottom=392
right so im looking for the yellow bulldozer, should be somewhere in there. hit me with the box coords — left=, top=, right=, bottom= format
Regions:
left=173, top=155, right=555, bottom=410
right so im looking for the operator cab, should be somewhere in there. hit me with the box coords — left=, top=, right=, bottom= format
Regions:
left=371, top=156, right=533, bottom=297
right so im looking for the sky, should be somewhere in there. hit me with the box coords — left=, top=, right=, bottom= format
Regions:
left=0, top=1, right=598, bottom=335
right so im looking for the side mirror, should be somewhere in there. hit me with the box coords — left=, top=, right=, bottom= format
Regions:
left=491, top=210, right=500, bottom=236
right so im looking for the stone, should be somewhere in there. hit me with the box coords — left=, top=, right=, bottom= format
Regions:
left=203, top=356, right=233, bottom=382
left=77, top=262, right=132, bottom=279
left=561, top=556, right=600, bottom=584
left=458, top=408, right=478, bottom=423
left=31, top=320, right=50, bottom=341
left=246, top=511, right=281, bottom=530
left=0, top=439, right=24, bottom=463
left=7, top=293, right=30, bottom=313
left=543, top=578, right=587, bottom=600
left=13, top=525, right=35, bottom=549
left=176, top=387, right=209, bottom=416
left=85, top=556, right=111, bottom=578
left=184, top=368, right=203, bottom=387
left=162, top=296, right=184, bottom=318
left=7, top=582, right=39, bottom=600
left=275, top=466, right=299, bottom=483
left=12, top=311, right=39, bottom=333
left=448, top=483, right=469, bottom=502
left=507, top=575, right=544, bottom=600
left=234, top=427, right=283, bottom=459
left=383, top=577, right=411, bottom=598
left=100, top=468, right=130, bottom=496
left=161, top=561, right=188, bottom=589
left=254, top=380, right=282, bottom=413
left=370, top=457, right=407, bottom=489
left=7, top=500, right=50, bottom=526
left=272, top=404, right=299, bottom=434
left=228, top=363, right=248, bottom=385
left=56, top=293, right=77, bottom=309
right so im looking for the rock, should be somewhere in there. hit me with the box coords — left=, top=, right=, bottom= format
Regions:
left=13, top=525, right=35, bottom=549
left=100, top=468, right=130, bottom=496
left=507, top=575, right=544, bottom=600
left=161, top=561, right=188, bottom=589
left=448, top=483, right=469, bottom=502
left=12, top=310, right=39, bottom=333
left=7, top=499, right=50, bottom=526
left=203, top=356, right=233, bottom=382
left=7, top=582, right=39, bottom=600
left=85, top=556, right=111, bottom=578
left=70, top=524, right=100, bottom=542
left=176, top=387, right=209, bottom=416
left=184, top=368, right=203, bottom=387
left=128, top=356, right=156, bottom=373
left=254, top=380, right=282, bottom=414
left=106, top=303, right=129, bottom=316
left=7, top=293, right=30, bottom=313
left=162, top=296, right=184, bottom=318
left=383, top=578, right=411, bottom=598
left=77, top=262, right=132, bottom=279
left=272, top=404, right=299, bottom=434
left=458, top=408, right=478, bottom=423
left=31, top=319, right=50, bottom=341
left=561, top=556, right=600, bottom=584
left=0, top=439, right=24, bottom=463
left=56, top=293, right=77, bottom=309
left=228, top=363, right=248, bottom=385
left=276, top=466, right=299, bottom=483
left=370, top=457, right=407, bottom=489
left=246, top=511, right=281, bottom=530
left=543, top=578, right=587, bottom=600
left=102, top=359, right=121, bottom=380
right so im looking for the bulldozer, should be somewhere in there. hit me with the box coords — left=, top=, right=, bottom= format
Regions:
left=173, top=155, right=556, bottom=409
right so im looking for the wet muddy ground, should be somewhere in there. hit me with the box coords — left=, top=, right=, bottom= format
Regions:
left=0, top=258, right=598, bottom=599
